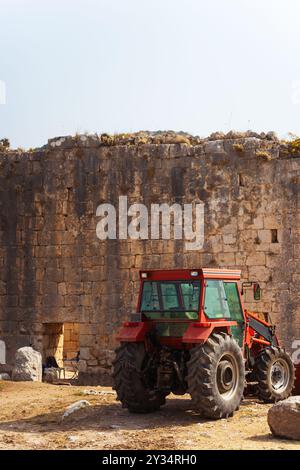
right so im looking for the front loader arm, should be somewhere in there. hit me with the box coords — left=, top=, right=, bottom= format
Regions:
left=246, top=311, right=279, bottom=347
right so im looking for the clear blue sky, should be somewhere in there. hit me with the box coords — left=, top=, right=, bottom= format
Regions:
left=1, top=0, right=300, bottom=149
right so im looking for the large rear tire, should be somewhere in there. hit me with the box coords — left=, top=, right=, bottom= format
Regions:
left=254, top=347, right=295, bottom=403
left=187, top=332, right=245, bottom=419
left=113, top=342, right=166, bottom=413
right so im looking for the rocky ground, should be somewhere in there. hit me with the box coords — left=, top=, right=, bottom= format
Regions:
left=0, top=381, right=299, bottom=450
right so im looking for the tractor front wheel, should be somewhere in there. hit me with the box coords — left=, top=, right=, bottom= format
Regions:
left=254, top=347, right=295, bottom=403
left=187, top=332, right=245, bottom=419
left=113, top=342, right=166, bottom=413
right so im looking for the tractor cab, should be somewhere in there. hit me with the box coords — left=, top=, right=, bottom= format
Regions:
left=124, top=268, right=247, bottom=349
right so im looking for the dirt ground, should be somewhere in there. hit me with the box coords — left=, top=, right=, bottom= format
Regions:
left=0, top=380, right=299, bottom=450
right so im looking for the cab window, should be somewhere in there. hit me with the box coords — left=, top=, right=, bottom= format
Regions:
left=181, top=282, right=200, bottom=311
left=223, top=282, right=244, bottom=322
left=204, top=280, right=231, bottom=319
left=161, top=283, right=180, bottom=310
left=141, top=282, right=160, bottom=311
left=141, top=281, right=200, bottom=320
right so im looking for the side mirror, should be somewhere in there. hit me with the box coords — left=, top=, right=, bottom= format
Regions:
left=253, top=283, right=261, bottom=301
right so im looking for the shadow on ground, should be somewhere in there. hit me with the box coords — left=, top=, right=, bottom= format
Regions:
left=0, top=398, right=219, bottom=434
left=248, top=433, right=294, bottom=445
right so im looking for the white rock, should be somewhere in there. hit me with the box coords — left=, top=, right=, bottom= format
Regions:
left=82, top=389, right=100, bottom=395
left=81, top=389, right=116, bottom=396
left=62, top=400, right=91, bottom=420
left=0, top=372, right=10, bottom=380
left=12, top=347, right=42, bottom=382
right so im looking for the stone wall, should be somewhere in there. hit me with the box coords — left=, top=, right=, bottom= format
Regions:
left=0, top=131, right=300, bottom=379
left=63, top=322, right=80, bottom=360
left=42, top=323, right=64, bottom=366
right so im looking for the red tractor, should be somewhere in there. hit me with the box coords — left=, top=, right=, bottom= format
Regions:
left=113, top=269, right=296, bottom=419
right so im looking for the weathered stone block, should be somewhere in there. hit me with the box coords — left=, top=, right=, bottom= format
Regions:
left=264, top=214, right=281, bottom=229
left=268, top=397, right=300, bottom=440
left=12, top=347, right=42, bottom=382
left=223, top=233, right=236, bottom=245
left=246, top=252, right=266, bottom=266
left=248, top=266, right=271, bottom=282
left=80, top=347, right=91, bottom=360
left=43, top=294, right=64, bottom=307
left=217, top=253, right=235, bottom=266
left=257, top=229, right=272, bottom=244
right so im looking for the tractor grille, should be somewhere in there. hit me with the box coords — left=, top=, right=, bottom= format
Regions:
left=155, top=322, right=190, bottom=337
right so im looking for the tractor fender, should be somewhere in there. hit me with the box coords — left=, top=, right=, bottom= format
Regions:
left=116, top=321, right=152, bottom=343
left=182, top=321, right=238, bottom=344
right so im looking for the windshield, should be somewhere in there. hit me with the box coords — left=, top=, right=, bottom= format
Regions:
left=141, top=281, right=201, bottom=320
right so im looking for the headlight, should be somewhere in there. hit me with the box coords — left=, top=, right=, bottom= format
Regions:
left=190, top=271, right=198, bottom=277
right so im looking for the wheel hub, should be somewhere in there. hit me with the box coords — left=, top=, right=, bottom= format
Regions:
left=216, top=354, right=238, bottom=400
left=218, top=360, right=234, bottom=391
left=270, top=359, right=289, bottom=392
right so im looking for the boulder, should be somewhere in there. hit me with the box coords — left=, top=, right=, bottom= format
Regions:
left=43, top=367, right=60, bottom=383
left=12, top=347, right=42, bottom=382
left=0, top=372, right=10, bottom=381
left=268, top=396, right=300, bottom=440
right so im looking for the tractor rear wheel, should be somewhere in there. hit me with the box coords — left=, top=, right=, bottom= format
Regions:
left=113, top=342, right=166, bottom=413
left=187, top=332, right=245, bottom=419
left=254, top=347, right=295, bottom=403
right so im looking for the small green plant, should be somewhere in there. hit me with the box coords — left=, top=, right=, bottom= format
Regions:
left=233, top=143, right=244, bottom=153
left=285, top=133, right=300, bottom=155
left=0, top=137, right=10, bottom=151
left=256, top=150, right=272, bottom=160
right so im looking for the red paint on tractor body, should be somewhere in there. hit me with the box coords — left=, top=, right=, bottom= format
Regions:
left=182, top=320, right=237, bottom=343
left=117, top=321, right=151, bottom=342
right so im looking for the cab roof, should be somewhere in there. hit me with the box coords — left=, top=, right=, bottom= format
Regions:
left=139, top=268, right=241, bottom=281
